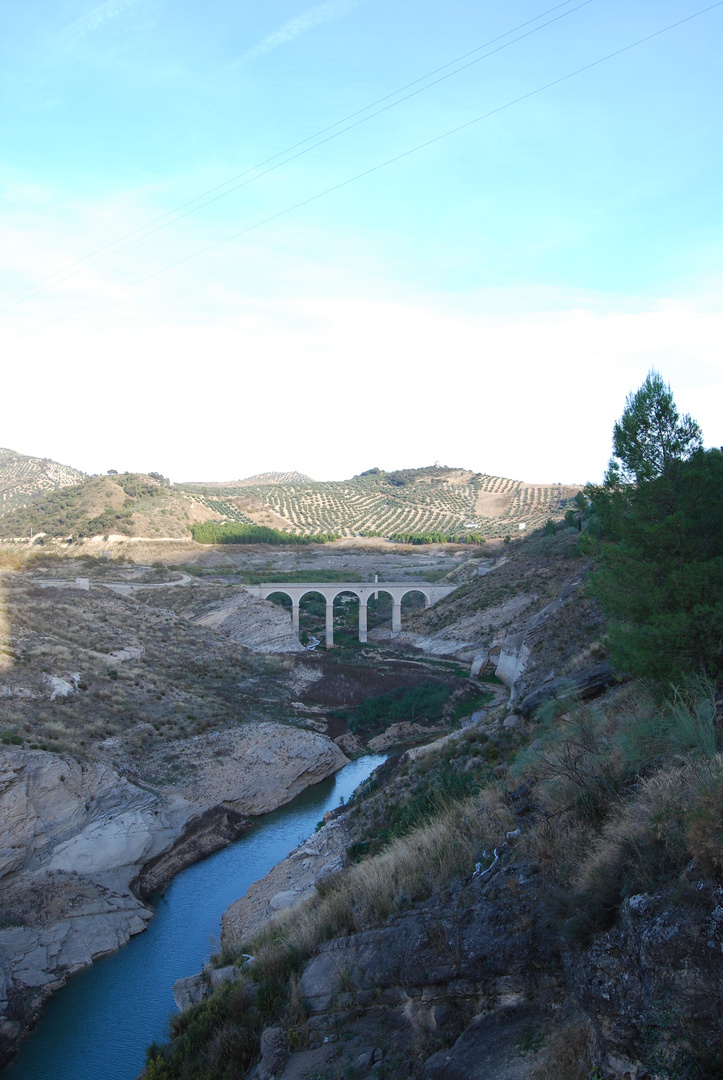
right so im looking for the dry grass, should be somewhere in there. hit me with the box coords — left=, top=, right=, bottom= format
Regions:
left=230, top=786, right=514, bottom=969
left=577, top=754, right=723, bottom=897
left=531, top=1018, right=594, bottom=1080
left=0, top=565, right=292, bottom=759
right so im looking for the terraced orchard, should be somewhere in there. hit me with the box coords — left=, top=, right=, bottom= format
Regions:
left=0, top=448, right=85, bottom=517
left=182, top=466, right=580, bottom=540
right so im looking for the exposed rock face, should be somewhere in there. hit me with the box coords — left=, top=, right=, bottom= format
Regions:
left=518, top=661, right=618, bottom=718
left=165, top=724, right=349, bottom=816
left=277, top=859, right=564, bottom=1079
left=195, top=593, right=305, bottom=653
left=257, top=1025, right=288, bottom=1080
left=222, top=818, right=350, bottom=946
left=390, top=593, right=536, bottom=658
left=367, top=722, right=447, bottom=752
left=565, top=888, right=723, bottom=1078
left=495, top=580, right=580, bottom=694
left=0, top=750, right=182, bottom=888
left=238, top=859, right=723, bottom=1080
left=0, top=749, right=182, bottom=1066
left=135, top=805, right=250, bottom=899
left=0, top=728, right=348, bottom=1066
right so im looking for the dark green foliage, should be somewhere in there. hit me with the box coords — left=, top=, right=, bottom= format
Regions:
left=451, top=692, right=493, bottom=721
left=332, top=680, right=451, bottom=736
left=588, top=448, right=723, bottom=681
left=117, top=475, right=165, bottom=500
left=192, top=522, right=338, bottom=545
left=348, top=758, right=478, bottom=862
left=606, top=369, right=703, bottom=485
left=390, top=531, right=449, bottom=544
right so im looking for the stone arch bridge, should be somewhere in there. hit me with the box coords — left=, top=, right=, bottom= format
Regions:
left=242, top=582, right=457, bottom=648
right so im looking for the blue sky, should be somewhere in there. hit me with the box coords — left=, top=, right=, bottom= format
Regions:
left=1, top=1, right=721, bottom=482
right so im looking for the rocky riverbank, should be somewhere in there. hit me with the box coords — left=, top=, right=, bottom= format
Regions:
left=0, top=725, right=348, bottom=1067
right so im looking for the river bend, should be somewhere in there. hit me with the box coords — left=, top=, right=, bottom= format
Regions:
left=4, top=755, right=385, bottom=1080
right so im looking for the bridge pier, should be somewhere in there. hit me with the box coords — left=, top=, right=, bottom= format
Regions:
left=292, top=601, right=300, bottom=637
left=392, top=601, right=402, bottom=636
left=358, top=601, right=367, bottom=644
left=325, top=602, right=334, bottom=649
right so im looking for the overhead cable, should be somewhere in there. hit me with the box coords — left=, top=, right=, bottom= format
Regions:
left=8, top=0, right=723, bottom=344
left=0, top=0, right=590, bottom=313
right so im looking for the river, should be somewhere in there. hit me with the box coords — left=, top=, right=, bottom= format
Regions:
left=4, top=754, right=385, bottom=1080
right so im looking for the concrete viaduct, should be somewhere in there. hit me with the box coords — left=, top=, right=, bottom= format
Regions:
left=242, top=582, right=457, bottom=648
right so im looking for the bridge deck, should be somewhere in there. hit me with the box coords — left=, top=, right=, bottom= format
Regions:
left=242, top=581, right=457, bottom=647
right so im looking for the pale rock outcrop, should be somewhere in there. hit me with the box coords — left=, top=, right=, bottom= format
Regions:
left=195, top=593, right=304, bottom=653
left=495, top=581, right=580, bottom=698
left=167, top=724, right=349, bottom=815
left=0, top=727, right=349, bottom=1065
left=390, top=593, right=538, bottom=659
left=0, top=749, right=183, bottom=1064
left=0, top=751, right=182, bottom=886
left=222, top=819, right=350, bottom=946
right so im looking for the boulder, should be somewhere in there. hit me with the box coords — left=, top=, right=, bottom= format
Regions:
left=209, top=965, right=239, bottom=990
left=519, top=662, right=618, bottom=718
left=258, top=1026, right=287, bottom=1080
left=173, top=973, right=207, bottom=1011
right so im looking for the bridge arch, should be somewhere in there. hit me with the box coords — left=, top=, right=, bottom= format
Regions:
left=248, top=581, right=456, bottom=649
left=401, top=588, right=429, bottom=614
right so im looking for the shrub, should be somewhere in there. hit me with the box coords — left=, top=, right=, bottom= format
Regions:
left=192, top=523, right=338, bottom=545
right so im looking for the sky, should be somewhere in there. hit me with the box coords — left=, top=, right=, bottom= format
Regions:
left=0, top=0, right=721, bottom=484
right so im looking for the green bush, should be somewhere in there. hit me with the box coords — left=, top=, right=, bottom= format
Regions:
left=192, top=523, right=338, bottom=545
left=332, top=680, right=451, bottom=737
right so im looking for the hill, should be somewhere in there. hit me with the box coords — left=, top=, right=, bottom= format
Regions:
left=0, top=472, right=246, bottom=540
left=195, top=471, right=315, bottom=487
left=0, top=448, right=85, bottom=518
left=0, top=457, right=580, bottom=542
left=181, top=465, right=580, bottom=540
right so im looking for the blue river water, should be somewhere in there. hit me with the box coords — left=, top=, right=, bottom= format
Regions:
left=4, top=755, right=385, bottom=1080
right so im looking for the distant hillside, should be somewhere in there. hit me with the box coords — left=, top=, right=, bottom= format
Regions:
left=0, top=448, right=86, bottom=517
left=181, top=465, right=580, bottom=540
left=190, top=471, right=315, bottom=487
left=0, top=459, right=580, bottom=542
left=0, top=472, right=250, bottom=541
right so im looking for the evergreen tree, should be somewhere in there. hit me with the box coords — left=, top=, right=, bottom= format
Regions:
left=605, top=370, right=702, bottom=485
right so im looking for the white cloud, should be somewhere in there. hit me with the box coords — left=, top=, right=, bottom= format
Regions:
left=63, top=0, right=142, bottom=40
left=236, top=0, right=363, bottom=65
left=2, top=187, right=721, bottom=486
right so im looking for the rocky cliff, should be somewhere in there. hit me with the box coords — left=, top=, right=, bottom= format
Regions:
left=148, top=670, right=723, bottom=1080
left=0, top=724, right=348, bottom=1067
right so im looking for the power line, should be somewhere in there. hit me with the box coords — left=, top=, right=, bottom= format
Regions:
left=0, top=0, right=589, bottom=313
left=8, top=0, right=723, bottom=345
